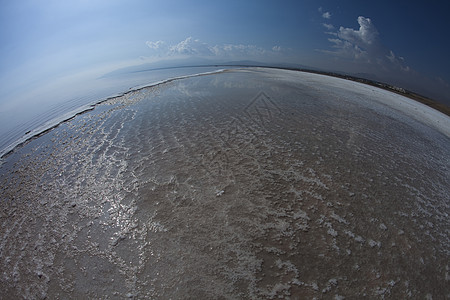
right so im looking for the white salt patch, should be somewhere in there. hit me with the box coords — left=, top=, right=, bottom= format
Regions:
left=147, top=221, right=167, bottom=233
left=368, top=239, right=381, bottom=248
left=259, top=67, right=450, bottom=137
left=344, top=230, right=355, bottom=238
left=265, top=247, right=285, bottom=255
left=296, top=223, right=310, bottom=231
left=293, top=209, right=310, bottom=220
left=268, top=283, right=291, bottom=298
left=275, top=259, right=300, bottom=276
left=316, top=215, right=326, bottom=225
left=331, top=212, right=348, bottom=224
left=355, top=235, right=365, bottom=243
left=375, top=287, right=387, bottom=295
left=327, top=228, right=338, bottom=237
left=292, top=279, right=304, bottom=286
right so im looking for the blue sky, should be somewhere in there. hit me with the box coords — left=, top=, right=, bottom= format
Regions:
left=1, top=0, right=450, bottom=106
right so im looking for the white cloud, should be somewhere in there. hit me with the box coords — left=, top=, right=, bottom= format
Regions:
left=317, top=15, right=450, bottom=105
left=322, top=16, right=410, bottom=72
left=386, top=50, right=396, bottom=63
left=272, top=45, right=282, bottom=52
left=386, top=50, right=410, bottom=72
left=145, top=40, right=169, bottom=57
left=327, top=38, right=368, bottom=60
left=322, top=12, right=331, bottom=19
left=168, top=37, right=214, bottom=56
left=145, top=37, right=283, bottom=60
left=323, top=23, right=334, bottom=30
left=338, top=16, right=378, bottom=46
left=145, top=40, right=166, bottom=50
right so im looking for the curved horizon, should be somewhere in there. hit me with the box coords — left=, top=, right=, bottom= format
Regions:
left=1, top=65, right=448, bottom=162
left=1, top=1, right=450, bottom=109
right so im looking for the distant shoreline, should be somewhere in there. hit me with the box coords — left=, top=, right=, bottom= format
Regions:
left=104, top=63, right=450, bottom=116
left=210, top=64, right=450, bottom=117
left=278, top=67, right=450, bottom=117
left=1, top=65, right=448, bottom=161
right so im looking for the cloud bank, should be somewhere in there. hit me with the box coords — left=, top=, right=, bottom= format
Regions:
left=319, top=13, right=450, bottom=104
left=145, top=37, right=284, bottom=61
left=322, top=16, right=410, bottom=73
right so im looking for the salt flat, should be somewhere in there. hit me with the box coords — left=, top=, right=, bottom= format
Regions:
left=0, top=68, right=449, bottom=298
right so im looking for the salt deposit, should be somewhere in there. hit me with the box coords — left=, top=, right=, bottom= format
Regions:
left=0, top=68, right=448, bottom=298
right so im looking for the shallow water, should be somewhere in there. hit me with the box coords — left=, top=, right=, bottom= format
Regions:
left=0, top=68, right=449, bottom=298
left=0, top=66, right=226, bottom=158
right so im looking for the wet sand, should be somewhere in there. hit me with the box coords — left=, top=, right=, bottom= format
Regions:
left=0, top=68, right=449, bottom=298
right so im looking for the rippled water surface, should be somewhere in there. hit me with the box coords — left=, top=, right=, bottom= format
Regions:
left=1, top=68, right=449, bottom=298
left=0, top=66, right=225, bottom=158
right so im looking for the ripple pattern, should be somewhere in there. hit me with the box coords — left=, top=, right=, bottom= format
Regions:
left=1, top=69, right=449, bottom=299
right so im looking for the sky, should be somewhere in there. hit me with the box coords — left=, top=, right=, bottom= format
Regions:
left=1, top=0, right=450, bottom=107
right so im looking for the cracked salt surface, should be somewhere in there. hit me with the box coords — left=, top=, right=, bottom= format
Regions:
left=1, top=68, right=449, bottom=298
